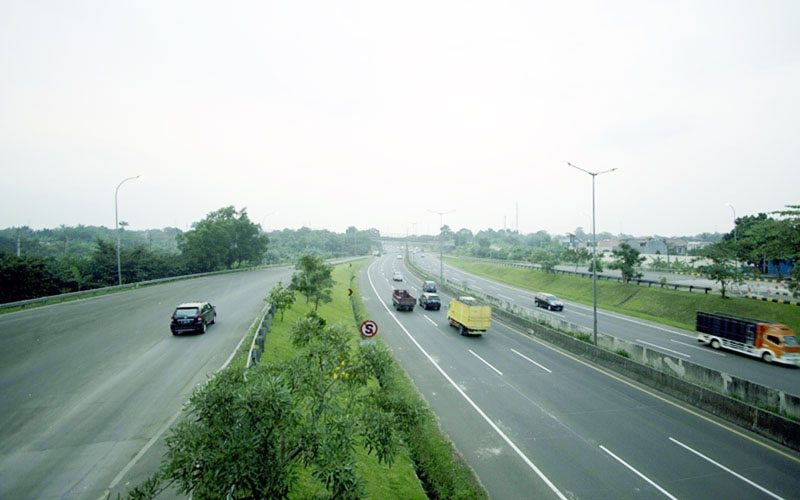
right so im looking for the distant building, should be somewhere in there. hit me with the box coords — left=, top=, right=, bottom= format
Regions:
left=598, top=239, right=622, bottom=254
left=667, top=239, right=687, bottom=255
left=687, top=241, right=712, bottom=252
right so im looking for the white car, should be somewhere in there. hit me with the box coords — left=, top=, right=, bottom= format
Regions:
left=392, top=271, right=403, bottom=281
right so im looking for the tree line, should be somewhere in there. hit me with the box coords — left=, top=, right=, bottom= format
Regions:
left=0, top=207, right=378, bottom=304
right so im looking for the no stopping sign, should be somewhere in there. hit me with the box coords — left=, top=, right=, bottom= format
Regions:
left=360, top=320, right=378, bottom=338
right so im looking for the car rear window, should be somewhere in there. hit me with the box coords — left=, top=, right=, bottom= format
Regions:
left=175, top=307, right=199, bottom=317
left=428, top=294, right=440, bottom=301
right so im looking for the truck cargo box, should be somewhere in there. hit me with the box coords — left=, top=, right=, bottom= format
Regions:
left=448, top=296, right=491, bottom=335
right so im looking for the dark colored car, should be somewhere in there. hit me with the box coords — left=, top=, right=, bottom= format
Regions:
left=422, top=281, right=437, bottom=293
left=171, top=302, right=216, bottom=335
left=534, top=293, right=564, bottom=311
left=419, top=293, right=441, bottom=310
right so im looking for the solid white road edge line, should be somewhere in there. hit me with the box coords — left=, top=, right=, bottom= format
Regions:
left=367, top=260, right=567, bottom=500
left=469, top=349, right=504, bottom=376
left=510, top=348, right=552, bottom=373
left=599, top=445, right=679, bottom=500
left=669, top=438, right=785, bottom=500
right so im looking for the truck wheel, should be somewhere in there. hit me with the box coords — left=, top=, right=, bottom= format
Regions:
left=763, top=351, right=774, bottom=363
left=460, top=325, right=466, bottom=336
left=711, top=339, right=720, bottom=350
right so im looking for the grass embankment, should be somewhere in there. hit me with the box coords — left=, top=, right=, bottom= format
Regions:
left=251, top=260, right=487, bottom=500
left=447, top=259, right=800, bottom=333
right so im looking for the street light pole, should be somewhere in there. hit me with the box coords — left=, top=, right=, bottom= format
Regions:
left=725, top=202, right=737, bottom=242
left=428, top=209, right=453, bottom=285
left=568, top=162, right=617, bottom=346
left=115, top=175, right=140, bottom=286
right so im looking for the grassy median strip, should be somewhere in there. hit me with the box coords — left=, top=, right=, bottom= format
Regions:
left=258, top=260, right=488, bottom=500
left=447, top=259, right=800, bottom=333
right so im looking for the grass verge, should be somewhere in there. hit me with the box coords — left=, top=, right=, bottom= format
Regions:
left=447, top=259, right=800, bottom=333
left=255, top=259, right=488, bottom=500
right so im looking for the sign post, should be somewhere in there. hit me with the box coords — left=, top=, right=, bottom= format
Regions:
left=360, top=320, right=378, bottom=345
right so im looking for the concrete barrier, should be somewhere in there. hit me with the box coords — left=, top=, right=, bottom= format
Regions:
left=421, top=268, right=800, bottom=452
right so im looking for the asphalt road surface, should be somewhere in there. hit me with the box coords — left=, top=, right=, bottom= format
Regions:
left=412, top=252, right=800, bottom=395
left=0, top=267, right=291, bottom=499
left=364, top=253, right=800, bottom=499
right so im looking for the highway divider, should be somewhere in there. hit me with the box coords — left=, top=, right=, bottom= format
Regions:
left=406, top=257, right=800, bottom=453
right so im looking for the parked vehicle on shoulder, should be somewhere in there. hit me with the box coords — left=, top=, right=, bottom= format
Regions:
left=535, top=293, right=564, bottom=311
left=392, top=289, right=416, bottom=311
left=392, top=271, right=404, bottom=281
left=419, top=293, right=441, bottom=310
left=422, top=281, right=437, bottom=293
left=696, top=312, right=800, bottom=365
left=171, top=302, right=216, bottom=335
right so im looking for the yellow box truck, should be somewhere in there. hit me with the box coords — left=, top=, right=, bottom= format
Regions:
left=448, top=296, right=491, bottom=335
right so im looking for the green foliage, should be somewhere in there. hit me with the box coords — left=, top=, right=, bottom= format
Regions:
left=529, top=248, right=558, bottom=273
left=588, top=257, right=604, bottom=273
left=266, top=226, right=378, bottom=262
left=130, top=312, right=415, bottom=500
left=177, top=206, right=268, bottom=272
left=608, top=243, right=645, bottom=283
left=269, top=280, right=296, bottom=321
left=698, top=242, right=744, bottom=299
left=291, top=255, right=335, bottom=310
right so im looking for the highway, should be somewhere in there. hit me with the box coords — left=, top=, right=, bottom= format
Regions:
left=0, top=267, right=291, bottom=499
left=412, top=252, right=800, bottom=395
left=364, top=253, right=800, bottom=499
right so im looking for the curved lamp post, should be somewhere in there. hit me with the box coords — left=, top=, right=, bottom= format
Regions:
left=568, top=162, right=617, bottom=346
left=725, top=202, right=737, bottom=242
left=115, top=175, right=140, bottom=286
left=428, top=209, right=453, bottom=285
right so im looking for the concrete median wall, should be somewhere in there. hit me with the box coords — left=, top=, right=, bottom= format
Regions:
left=437, top=277, right=800, bottom=452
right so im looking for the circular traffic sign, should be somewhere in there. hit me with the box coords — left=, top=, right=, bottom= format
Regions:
left=360, top=320, right=378, bottom=338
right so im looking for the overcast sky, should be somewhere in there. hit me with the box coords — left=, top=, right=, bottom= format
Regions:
left=1, top=1, right=798, bottom=238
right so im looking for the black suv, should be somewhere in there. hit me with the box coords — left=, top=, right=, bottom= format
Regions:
left=418, top=293, right=441, bottom=310
left=534, top=293, right=564, bottom=311
left=171, top=302, right=216, bottom=335
left=422, top=281, right=437, bottom=293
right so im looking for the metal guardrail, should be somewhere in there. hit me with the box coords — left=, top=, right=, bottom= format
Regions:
left=0, top=264, right=287, bottom=312
left=450, top=257, right=712, bottom=294
left=0, top=255, right=369, bottom=313
left=247, top=304, right=275, bottom=368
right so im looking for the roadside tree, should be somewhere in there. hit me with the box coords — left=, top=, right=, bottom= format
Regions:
left=529, top=248, right=558, bottom=273
left=177, top=206, right=268, bottom=272
left=698, top=242, right=743, bottom=299
left=608, top=242, right=645, bottom=283
left=268, top=280, right=296, bottom=321
left=291, top=254, right=335, bottom=310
